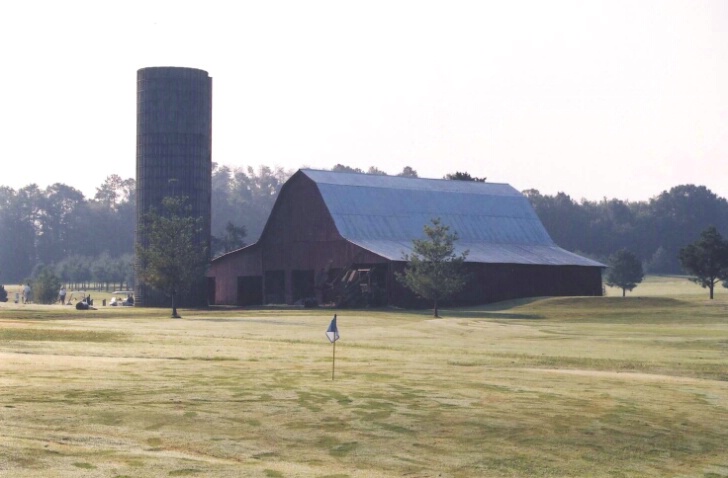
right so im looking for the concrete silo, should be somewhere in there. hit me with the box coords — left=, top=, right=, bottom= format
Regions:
left=135, top=66, right=212, bottom=307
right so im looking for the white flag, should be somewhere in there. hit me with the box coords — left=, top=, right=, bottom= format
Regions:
left=326, top=314, right=340, bottom=343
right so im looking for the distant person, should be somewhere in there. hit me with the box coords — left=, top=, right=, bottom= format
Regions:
left=76, top=299, right=95, bottom=310
left=59, top=286, right=66, bottom=305
left=22, top=283, right=31, bottom=304
left=122, top=294, right=134, bottom=306
left=76, top=294, right=96, bottom=310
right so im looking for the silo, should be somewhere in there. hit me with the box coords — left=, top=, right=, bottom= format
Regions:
left=135, top=67, right=212, bottom=307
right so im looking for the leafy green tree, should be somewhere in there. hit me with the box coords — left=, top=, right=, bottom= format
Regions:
left=211, top=221, right=247, bottom=257
left=331, top=164, right=364, bottom=174
left=36, top=183, right=87, bottom=264
left=0, top=186, right=38, bottom=282
left=523, top=189, right=591, bottom=254
left=89, top=175, right=136, bottom=258
left=32, top=265, right=62, bottom=304
left=93, top=174, right=135, bottom=211
left=444, top=171, right=487, bottom=182
left=679, top=226, right=728, bottom=299
left=522, top=184, right=728, bottom=275
left=644, top=246, right=670, bottom=274
left=56, top=254, right=92, bottom=290
left=605, top=249, right=644, bottom=296
left=643, top=185, right=728, bottom=273
left=212, top=164, right=291, bottom=242
left=116, top=254, right=135, bottom=291
left=211, top=163, right=236, bottom=238
left=396, top=218, right=469, bottom=317
left=366, top=166, right=388, bottom=175
left=396, top=166, right=418, bottom=178
left=136, top=196, right=209, bottom=318
left=90, top=252, right=132, bottom=291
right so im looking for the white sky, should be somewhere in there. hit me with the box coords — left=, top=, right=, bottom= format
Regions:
left=1, top=0, right=726, bottom=202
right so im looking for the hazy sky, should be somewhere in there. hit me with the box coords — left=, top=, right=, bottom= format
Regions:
left=1, top=0, right=726, bottom=202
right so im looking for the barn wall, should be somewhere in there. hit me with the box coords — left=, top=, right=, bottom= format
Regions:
left=461, top=263, right=603, bottom=303
left=387, top=262, right=603, bottom=307
left=207, top=245, right=262, bottom=305
left=210, top=173, right=388, bottom=306
left=211, top=243, right=603, bottom=307
left=261, top=173, right=387, bottom=303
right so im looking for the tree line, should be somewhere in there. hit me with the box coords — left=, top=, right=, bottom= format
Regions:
left=2, top=164, right=727, bottom=292
left=0, top=177, right=136, bottom=287
left=524, top=184, right=728, bottom=274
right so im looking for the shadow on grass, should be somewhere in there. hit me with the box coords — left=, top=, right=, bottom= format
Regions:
left=469, top=312, right=545, bottom=320
left=541, top=296, right=689, bottom=308
left=437, top=297, right=548, bottom=320
left=441, top=310, right=546, bottom=320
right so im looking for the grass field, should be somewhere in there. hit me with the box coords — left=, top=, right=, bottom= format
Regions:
left=603, top=274, right=713, bottom=298
left=0, top=276, right=727, bottom=477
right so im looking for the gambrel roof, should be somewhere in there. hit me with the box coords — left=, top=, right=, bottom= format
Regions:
left=300, top=169, right=603, bottom=267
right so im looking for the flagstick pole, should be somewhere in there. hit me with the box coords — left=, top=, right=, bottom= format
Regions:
left=332, top=340, right=336, bottom=381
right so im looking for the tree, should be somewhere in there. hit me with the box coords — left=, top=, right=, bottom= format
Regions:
left=56, top=254, right=91, bottom=290
left=136, top=196, right=209, bottom=318
left=396, top=218, right=469, bottom=317
left=444, top=171, right=487, bottom=182
left=211, top=221, right=247, bottom=257
left=217, top=165, right=291, bottom=242
left=36, top=183, right=87, bottom=264
left=0, top=186, right=38, bottom=282
left=211, top=163, right=236, bottom=238
left=94, top=174, right=135, bottom=211
left=605, top=249, right=644, bottom=297
left=397, top=166, right=418, bottom=178
left=366, top=166, right=388, bottom=175
left=32, top=265, right=62, bottom=304
left=645, top=246, right=670, bottom=274
left=523, top=190, right=591, bottom=253
left=644, top=185, right=728, bottom=274
left=331, top=164, right=364, bottom=174
left=679, top=226, right=728, bottom=299
left=90, top=175, right=136, bottom=258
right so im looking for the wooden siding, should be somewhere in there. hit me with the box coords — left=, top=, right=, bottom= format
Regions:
left=386, top=262, right=603, bottom=307
left=258, top=174, right=386, bottom=304
left=207, top=244, right=262, bottom=305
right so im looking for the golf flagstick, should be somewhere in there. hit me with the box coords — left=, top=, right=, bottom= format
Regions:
left=326, top=314, right=340, bottom=380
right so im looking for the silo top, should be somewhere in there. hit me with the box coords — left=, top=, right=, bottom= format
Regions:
left=137, top=66, right=212, bottom=135
left=137, top=66, right=211, bottom=79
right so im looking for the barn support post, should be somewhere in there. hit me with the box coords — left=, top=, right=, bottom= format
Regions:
left=284, top=269, right=293, bottom=305
left=386, top=262, right=395, bottom=307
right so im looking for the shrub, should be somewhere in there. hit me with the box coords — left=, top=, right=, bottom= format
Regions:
left=32, top=267, right=62, bottom=304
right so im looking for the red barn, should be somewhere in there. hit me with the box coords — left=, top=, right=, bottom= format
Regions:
left=207, top=169, right=603, bottom=307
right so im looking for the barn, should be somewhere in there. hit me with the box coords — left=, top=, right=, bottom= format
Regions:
left=207, top=169, right=604, bottom=307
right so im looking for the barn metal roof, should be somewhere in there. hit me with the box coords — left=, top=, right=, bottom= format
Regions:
left=301, top=169, right=603, bottom=267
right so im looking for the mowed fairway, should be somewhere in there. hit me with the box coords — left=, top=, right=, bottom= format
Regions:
left=0, top=278, right=727, bottom=477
